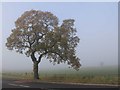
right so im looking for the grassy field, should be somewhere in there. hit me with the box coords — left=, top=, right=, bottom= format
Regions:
left=2, top=66, right=119, bottom=85
left=0, top=73, right=2, bottom=80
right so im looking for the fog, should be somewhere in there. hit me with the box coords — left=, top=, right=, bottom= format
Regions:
left=0, top=3, right=2, bottom=74
left=2, top=2, right=118, bottom=72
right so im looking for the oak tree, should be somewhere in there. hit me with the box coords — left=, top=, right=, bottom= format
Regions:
left=6, top=10, right=81, bottom=79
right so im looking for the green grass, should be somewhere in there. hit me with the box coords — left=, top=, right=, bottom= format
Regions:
left=0, top=73, right=2, bottom=80
left=2, top=66, right=119, bottom=85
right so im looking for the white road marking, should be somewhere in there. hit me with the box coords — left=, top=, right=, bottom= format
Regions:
left=19, top=85, right=30, bottom=87
left=8, top=83, right=30, bottom=88
left=8, top=83, right=18, bottom=86
left=48, top=82, right=119, bottom=87
left=70, top=83, right=119, bottom=87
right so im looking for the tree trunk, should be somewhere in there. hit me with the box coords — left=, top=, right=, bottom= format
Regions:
left=33, top=61, right=39, bottom=79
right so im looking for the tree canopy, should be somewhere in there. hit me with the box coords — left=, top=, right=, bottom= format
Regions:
left=6, top=10, right=81, bottom=70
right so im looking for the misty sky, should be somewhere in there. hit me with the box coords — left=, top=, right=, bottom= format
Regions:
left=2, top=2, right=118, bottom=72
left=0, top=3, right=2, bottom=73
left=1, top=0, right=119, bottom=2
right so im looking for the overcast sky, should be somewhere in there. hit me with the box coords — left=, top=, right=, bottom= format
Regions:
left=0, top=3, right=2, bottom=73
left=1, top=0, right=119, bottom=2
left=2, top=2, right=118, bottom=72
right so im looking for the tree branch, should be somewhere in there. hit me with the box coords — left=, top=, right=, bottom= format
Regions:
left=31, top=51, right=36, bottom=62
left=21, top=45, right=30, bottom=49
left=35, top=32, right=45, bottom=44
left=48, top=50, right=64, bottom=60
left=38, top=51, right=48, bottom=63
left=49, top=40, right=57, bottom=49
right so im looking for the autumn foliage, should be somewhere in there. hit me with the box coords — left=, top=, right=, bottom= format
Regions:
left=6, top=10, right=81, bottom=79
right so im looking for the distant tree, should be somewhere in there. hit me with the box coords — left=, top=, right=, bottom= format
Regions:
left=6, top=10, right=81, bottom=79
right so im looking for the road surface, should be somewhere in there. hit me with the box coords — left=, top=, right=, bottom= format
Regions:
left=2, top=78, right=119, bottom=89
